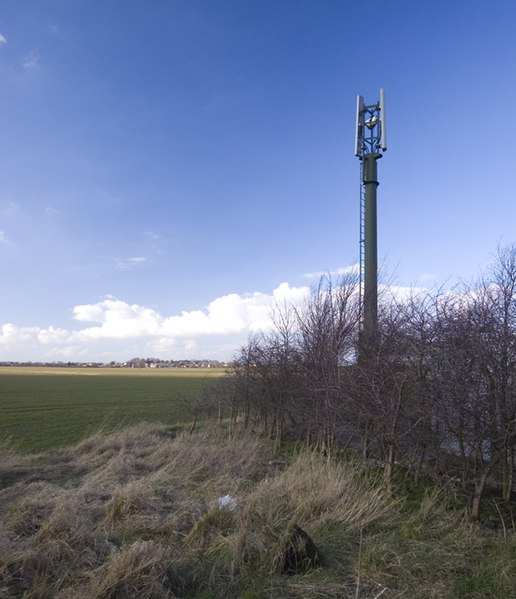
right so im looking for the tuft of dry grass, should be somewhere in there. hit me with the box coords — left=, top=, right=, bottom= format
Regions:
left=87, top=540, right=175, bottom=599
left=250, top=452, right=397, bottom=531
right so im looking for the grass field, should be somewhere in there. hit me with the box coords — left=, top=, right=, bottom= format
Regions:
left=0, top=367, right=225, bottom=452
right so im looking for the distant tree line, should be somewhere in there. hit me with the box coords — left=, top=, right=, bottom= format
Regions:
left=218, top=246, right=516, bottom=521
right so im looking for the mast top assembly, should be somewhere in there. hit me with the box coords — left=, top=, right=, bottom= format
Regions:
left=355, top=88, right=387, bottom=158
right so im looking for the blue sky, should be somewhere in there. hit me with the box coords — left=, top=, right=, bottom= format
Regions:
left=1, top=0, right=516, bottom=362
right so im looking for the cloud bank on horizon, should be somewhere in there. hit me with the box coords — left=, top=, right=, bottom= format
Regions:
left=0, top=272, right=432, bottom=363
left=0, top=281, right=312, bottom=362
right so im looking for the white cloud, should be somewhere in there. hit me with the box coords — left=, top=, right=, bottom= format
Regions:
left=0, top=34, right=7, bottom=45
left=73, top=299, right=162, bottom=339
left=0, top=279, right=438, bottom=362
left=303, top=264, right=360, bottom=280
left=0, top=283, right=311, bottom=361
left=0, top=324, right=32, bottom=344
left=0, top=231, right=12, bottom=245
left=116, top=256, right=147, bottom=269
left=37, top=326, right=72, bottom=345
left=72, top=283, right=309, bottom=342
left=380, top=284, right=428, bottom=303
left=417, top=273, right=437, bottom=284
left=1, top=201, right=20, bottom=216
left=22, top=51, right=40, bottom=70
left=273, top=281, right=310, bottom=304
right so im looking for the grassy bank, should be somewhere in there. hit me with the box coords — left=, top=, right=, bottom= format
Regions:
left=0, top=367, right=224, bottom=452
left=1, top=423, right=515, bottom=597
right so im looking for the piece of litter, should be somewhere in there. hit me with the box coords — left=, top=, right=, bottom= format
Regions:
left=217, top=495, right=237, bottom=510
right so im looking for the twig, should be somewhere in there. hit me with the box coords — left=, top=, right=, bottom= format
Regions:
left=354, top=526, right=363, bottom=599
left=492, top=498, right=507, bottom=540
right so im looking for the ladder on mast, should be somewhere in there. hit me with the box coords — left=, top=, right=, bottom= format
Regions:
left=358, top=160, right=366, bottom=323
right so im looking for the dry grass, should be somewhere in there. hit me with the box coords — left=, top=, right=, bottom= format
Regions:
left=87, top=540, right=175, bottom=599
left=1, top=423, right=515, bottom=598
left=0, top=423, right=277, bottom=598
left=250, top=452, right=396, bottom=530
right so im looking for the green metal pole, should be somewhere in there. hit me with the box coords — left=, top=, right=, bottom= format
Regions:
left=362, top=152, right=381, bottom=343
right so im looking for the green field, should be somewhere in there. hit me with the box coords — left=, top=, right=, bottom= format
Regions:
left=0, top=367, right=225, bottom=452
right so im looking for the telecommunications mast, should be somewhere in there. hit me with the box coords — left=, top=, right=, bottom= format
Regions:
left=355, top=89, right=387, bottom=345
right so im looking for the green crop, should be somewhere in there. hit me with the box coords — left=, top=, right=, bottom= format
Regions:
left=0, top=367, right=224, bottom=452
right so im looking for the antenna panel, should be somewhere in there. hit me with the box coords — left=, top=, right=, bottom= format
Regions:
left=379, top=88, right=387, bottom=151
left=355, top=95, right=364, bottom=156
